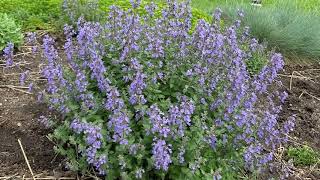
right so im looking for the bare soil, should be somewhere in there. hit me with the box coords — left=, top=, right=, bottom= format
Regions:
left=279, top=64, right=320, bottom=150
left=0, top=44, right=74, bottom=178
left=275, top=63, right=320, bottom=179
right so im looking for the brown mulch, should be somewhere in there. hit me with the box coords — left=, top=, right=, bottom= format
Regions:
left=0, top=44, right=74, bottom=179
left=279, top=64, right=320, bottom=150
left=275, top=63, right=320, bottom=179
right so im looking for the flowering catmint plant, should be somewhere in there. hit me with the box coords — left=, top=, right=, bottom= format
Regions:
left=36, top=0, right=296, bottom=179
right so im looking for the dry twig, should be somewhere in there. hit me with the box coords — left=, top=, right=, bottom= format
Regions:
left=0, top=119, right=8, bottom=126
left=3, top=72, right=40, bottom=76
left=278, top=69, right=318, bottom=91
left=0, top=177, right=75, bottom=180
left=0, top=62, right=32, bottom=68
left=13, top=52, right=32, bottom=57
left=18, top=139, right=35, bottom=180
left=1, top=173, right=18, bottom=180
left=299, top=91, right=320, bottom=101
left=290, top=71, right=295, bottom=90
left=0, top=85, right=32, bottom=94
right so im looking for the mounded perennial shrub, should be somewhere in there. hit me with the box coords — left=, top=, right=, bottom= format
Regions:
left=4, top=0, right=295, bottom=179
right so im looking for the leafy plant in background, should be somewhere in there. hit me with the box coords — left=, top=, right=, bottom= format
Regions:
left=0, top=0, right=210, bottom=32
left=61, top=0, right=210, bottom=30
left=0, top=0, right=61, bottom=31
left=0, top=13, right=23, bottom=51
left=3, top=0, right=296, bottom=179
left=62, top=0, right=106, bottom=25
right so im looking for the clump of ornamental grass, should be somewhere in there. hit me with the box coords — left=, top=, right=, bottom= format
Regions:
left=3, top=0, right=295, bottom=179
left=222, top=2, right=320, bottom=60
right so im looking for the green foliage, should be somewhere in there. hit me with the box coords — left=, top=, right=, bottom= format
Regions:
left=0, top=0, right=61, bottom=31
left=287, top=146, right=320, bottom=166
left=246, top=52, right=268, bottom=75
left=0, top=13, right=23, bottom=51
left=62, top=0, right=210, bottom=29
left=0, top=0, right=210, bottom=32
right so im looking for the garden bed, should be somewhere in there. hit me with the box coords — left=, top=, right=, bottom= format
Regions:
left=0, top=48, right=70, bottom=178
left=279, top=64, right=320, bottom=150
left=0, top=1, right=319, bottom=178
left=0, top=47, right=319, bottom=179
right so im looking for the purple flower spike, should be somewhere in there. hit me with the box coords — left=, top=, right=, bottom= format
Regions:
left=20, top=71, right=29, bottom=86
left=214, top=8, right=223, bottom=22
left=4, top=42, right=14, bottom=67
left=70, top=118, right=107, bottom=173
left=148, top=104, right=171, bottom=138
left=152, top=138, right=172, bottom=171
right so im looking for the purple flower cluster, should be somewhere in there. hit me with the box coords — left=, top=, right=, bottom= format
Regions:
left=28, top=83, right=33, bottom=92
left=148, top=104, right=171, bottom=138
left=70, top=118, right=107, bottom=174
left=283, top=115, right=295, bottom=135
left=177, top=147, right=185, bottom=164
left=130, top=0, right=141, bottom=9
left=152, top=138, right=172, bottom=171
left=75, top=69, right=95, bottom=109
left=42, top=35, right=60, bottom=94
left=63, top=20, right=132, bottom=145
left=129, top=71, right=147, bottom=105
left=148, top=96, right=194, bottom=139
left=135, top=168, right=145, bottom=179
left=41, top=35, right=71, bottom=113
left=63, top=25, right=76, bottom=67
left=38, top=115, right=53, bottom=128
left=167, top=97, right=195, bottom=137
left=26, top=32, right=38, bottom=54
left=20, top=70, right=29, bottom=86
left=243, top=144, right=262, bottom=169
left=145, top=19, right=165, bottom=58
left=3, top=42, right=14, bottom=67
left=253, top=53, right=284, bottom=94
left=107, top=110, right=132, bottom=145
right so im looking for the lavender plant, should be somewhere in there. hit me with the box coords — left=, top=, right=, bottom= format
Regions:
left=17, top=0, right=295, bottom=179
